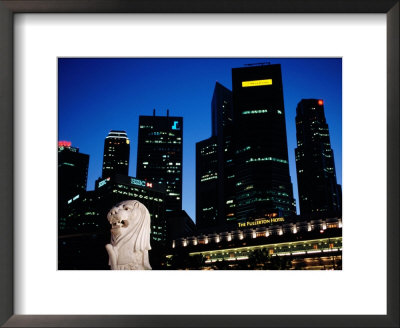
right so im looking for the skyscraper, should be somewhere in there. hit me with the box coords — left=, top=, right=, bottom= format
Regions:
left=58, top=141, right=89, bottom=233
left=136, top=110, right=183, bottom=212
left=58, top=141, right=89, bottom=208
left=232, top=64, right=296, bottom=221
left=196, top=82, right=235, bottom=231
left=196, top=136, right=218, bottom=229
left=211, top=82, right=236, bottom=223
left=295, top=99, right=341, bottom=218
left=101, top=130, right=130, bottom=178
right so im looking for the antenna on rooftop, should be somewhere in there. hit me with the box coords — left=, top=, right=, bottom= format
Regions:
left=244, top=61, right=271, bottom=67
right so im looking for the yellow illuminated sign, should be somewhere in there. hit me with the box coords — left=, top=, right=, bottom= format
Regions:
left=242, top=79, right=272, bottom=88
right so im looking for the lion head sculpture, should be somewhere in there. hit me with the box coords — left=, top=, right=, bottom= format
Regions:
left=105, top=200, right=152, bottom=270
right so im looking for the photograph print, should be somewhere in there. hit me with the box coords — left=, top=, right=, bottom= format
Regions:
left=58, top=58, right=342, bottom=270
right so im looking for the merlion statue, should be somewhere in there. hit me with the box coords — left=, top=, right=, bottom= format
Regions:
left=105, top=200, right=152, bottom=270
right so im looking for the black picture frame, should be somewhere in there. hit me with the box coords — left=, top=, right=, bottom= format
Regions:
left=0, top=1, right=398, bottom=327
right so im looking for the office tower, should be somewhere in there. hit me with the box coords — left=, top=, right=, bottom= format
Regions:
left=232, top=64, right=296, bottom=221
left=196, top=137, right=218, bottom=229
left=212, top=82, right=233, bottom=137
left=295, top=99, right=341, bottom=218
left=58, top=141, right=89, bottom=209
left=136, top=110, right=183, bottom=212
left=101, top=130, right=130, bottom=178
left=196, top=82, right=235, bottom=231
left=211, top=82, right=236, bottom=223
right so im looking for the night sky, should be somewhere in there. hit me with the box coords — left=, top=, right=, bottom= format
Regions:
left=58, top=58, right=342, bottom=222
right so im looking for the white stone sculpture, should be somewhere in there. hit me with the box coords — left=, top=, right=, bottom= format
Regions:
left=105, top=200, right=152, bottom=270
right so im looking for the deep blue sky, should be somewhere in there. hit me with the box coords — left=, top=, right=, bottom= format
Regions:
left=58, top=58, right=342, bottom=222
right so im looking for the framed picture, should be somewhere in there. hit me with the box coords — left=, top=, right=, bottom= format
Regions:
left=0, top=0, right=398, bottom=327
left=57, top=57, right=343, bottom=272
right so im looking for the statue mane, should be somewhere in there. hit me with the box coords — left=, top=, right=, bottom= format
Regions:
left=110, top=200, right=152, bottom=252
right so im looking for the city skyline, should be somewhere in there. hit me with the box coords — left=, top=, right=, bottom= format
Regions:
left=58, top=58, right=342, bottom=222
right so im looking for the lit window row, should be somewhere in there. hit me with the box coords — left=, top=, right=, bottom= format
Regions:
left=241, top=109, right=283, bottom=115
left=242, top=109, right=268, bottom=115
left=144, top=140, right=182, bottom=145
left=246, top=157, right=288, bottom=164
left=200, top=149, right=217, bottom=156
left=200, top=175, right=218, bottom=182
left=235, top=146, right=251, bottom=154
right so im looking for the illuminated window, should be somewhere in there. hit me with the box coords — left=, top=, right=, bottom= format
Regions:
left=242, top=109, right=268, bottom=115
left=246, top=157, right=288, bottom=164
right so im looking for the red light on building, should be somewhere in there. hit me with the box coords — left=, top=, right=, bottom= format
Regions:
left=146, top=182, right=153, bottom=188
left=318, top=99, right=324, bottom=106
left=58, top=141, right=71, bottom=147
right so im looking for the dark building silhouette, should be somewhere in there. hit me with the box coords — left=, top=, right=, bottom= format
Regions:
left=58, top=141, right=89, bottom=225
left=166, top=210, right=196, bottom=242
left=196, top=82, right=235, bottom=231
left=232, top=64, right=296, bottom=221
left=196, top=136, right=218, bottom=229
left=212, top=82, right=233, bottom=137
left=211, top=82, right=236, bottom=224
left=59, top=174, right=167, bottom=269
left=101, top=130, right=130, bottom=178
left=136, top=110, right=183, bottom=212
left=295, top=99, right=342, bottom=218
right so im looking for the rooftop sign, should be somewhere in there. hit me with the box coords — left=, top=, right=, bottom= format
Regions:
left=58, top=141, right=71, bottom=147
left=131, top=178, right=153, bottom=188
left=242, top=79, right=272, bottom=88
left=98, top=177, right=110, bottom=188
left=172, top=121, right=180, bottom=130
